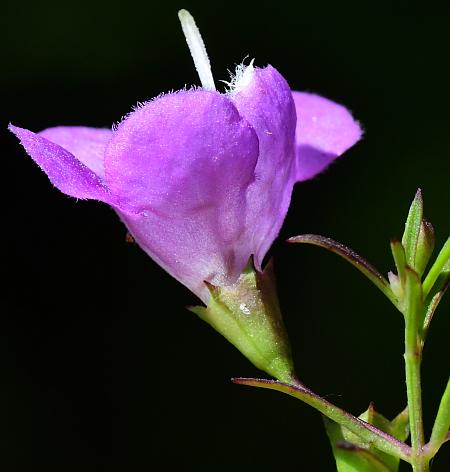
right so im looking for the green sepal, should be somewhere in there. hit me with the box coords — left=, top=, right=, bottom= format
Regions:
left=189, top=259, right=295, bottom=383
left=325, top=405, right=409, bottom=472
left=401, top=189, right=423, bottom=269
left=415, top=219, right=435, bottom=277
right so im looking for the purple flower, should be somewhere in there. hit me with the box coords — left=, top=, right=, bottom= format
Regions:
left=9, top=13, right=361, bottom=304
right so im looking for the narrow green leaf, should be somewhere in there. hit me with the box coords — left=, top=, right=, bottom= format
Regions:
left=428, top=377, right=450, bottom=459
left=422, top=268, right=450, bottom=337
left=402, top=189, right=423, bottom=268
left=232, top=377, right=411, bottom=462
left=423, top=236, right=450, bottom=298
left=289, top=234, right=397, bottom=306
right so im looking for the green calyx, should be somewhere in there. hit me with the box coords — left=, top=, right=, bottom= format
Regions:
left=189, top=259, right=295, bottom=383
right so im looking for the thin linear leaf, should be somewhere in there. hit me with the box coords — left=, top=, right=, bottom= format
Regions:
left=423, top=236, right=450, bottom=297
left=289, top=234, right=397, bottom=306
left=428, top=377, right=450, bottom=457
left=422, top=271, right=450, bottom=336
left=233, top=377, right=411, bottom=462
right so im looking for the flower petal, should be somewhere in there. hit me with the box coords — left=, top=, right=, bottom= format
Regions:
left=230, top=65, right=297, bottom=268
left=292, top=91, right=362, bottom=182
left=9, top=124, right=112, bottom=202
left=39, top=126, right=112, bottom=180
left=105, top=90, right=259, bottom=301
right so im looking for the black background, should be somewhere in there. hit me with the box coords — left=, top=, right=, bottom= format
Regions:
left=2, top=0, right=449, bottom=470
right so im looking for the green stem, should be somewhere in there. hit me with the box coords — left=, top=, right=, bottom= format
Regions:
left=426, top=376, right=450, bottom=458
left=404, top=268, right=429, bottom=471
left=404, top=345, right=428, bottom=471
left=233, top=377, right=411, bottom=462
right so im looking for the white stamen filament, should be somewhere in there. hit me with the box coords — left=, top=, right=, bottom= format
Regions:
left=178, top=9, right=216, bottom=91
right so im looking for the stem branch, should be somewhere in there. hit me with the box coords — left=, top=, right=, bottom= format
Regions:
left=404, top=268, right=429, bottom=471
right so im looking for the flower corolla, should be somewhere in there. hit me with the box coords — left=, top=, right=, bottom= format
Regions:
left=9, top=11, right=361, bottom=303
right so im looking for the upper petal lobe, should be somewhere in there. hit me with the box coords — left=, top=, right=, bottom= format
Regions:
left=105, top=89, right=260, bottom=301
left=292, top=91, right=362, bottom=182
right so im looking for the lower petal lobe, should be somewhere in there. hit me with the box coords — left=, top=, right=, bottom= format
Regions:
left=10, top=124, right=112, bottom=202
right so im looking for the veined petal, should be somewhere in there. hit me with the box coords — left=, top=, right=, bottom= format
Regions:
left=105, top=90, right=259, bottom=301
left=292, top=91, right=362, bottom=182
left=9, top=124, right=112, bottom=202
left=39, top=126, right=112, bottom=180
left=230, top=65, right=297, bottom=268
